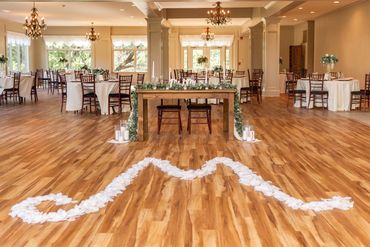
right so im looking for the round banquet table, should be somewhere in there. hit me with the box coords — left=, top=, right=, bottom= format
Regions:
left=294, top=78, right=360, bottom=111
left=66, top=80, right=120, bottom=115
left=0, top=75, right=34, bottom=99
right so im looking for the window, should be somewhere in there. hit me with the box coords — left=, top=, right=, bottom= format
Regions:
left=6, top=32, right=30, bottom=73
left=183, top=48, right=188, bottom=70
left=209, top=48, right=221, bottom=69
left=112, top=36, right=147, bottom=72
left=192, top=49, right=203, bottom=71
left=225, top=47, right=230, bottom=69
left=44, top=36, right=91, bottom=70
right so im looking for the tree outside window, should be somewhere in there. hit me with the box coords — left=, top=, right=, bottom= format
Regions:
left=7, top=44, right=29, bottom=73
left=113, top=41, right=147, bottom=72
left=47, top=42, right=91, bottom=70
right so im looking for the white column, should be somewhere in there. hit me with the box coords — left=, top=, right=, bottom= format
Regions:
left=146, top=17, right=169, bottom=81
left=263, top=17, right=281, bottom=97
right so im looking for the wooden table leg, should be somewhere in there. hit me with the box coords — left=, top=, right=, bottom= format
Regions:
left=138, top=93, right=144, bottom=141
left=223, top=97, right=229, bottom=134
left=228, top=93, right=234, bottom=140
left=143, top=98, right=148, bottom=140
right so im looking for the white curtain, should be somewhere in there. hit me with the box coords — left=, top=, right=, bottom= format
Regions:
left=180, top=35, right=234, bottom=47
left=112, top=35, right=147, bottom=48
left=43, top=36, right=91, bottom=48
left=7, top=32, right=31, bottom=46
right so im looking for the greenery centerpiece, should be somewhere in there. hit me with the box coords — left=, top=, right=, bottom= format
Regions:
left=320, top=54, right=338, bottom=72
left=127, top=83, right=243, bottom=141
left=80, top=64, right=89, bottom=71
left=0, top=55, right=8, bottom=77
left=92, top=68, right=105, bottom=75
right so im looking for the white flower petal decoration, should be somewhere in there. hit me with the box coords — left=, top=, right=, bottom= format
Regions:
left=10, top=157, right=353, bottom=224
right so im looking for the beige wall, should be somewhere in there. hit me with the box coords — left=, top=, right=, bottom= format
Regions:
left=314, top=0, right=370, bottom=86
left=279, top=25, right=294, bottom=72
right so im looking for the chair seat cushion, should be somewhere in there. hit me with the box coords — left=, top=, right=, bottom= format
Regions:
left=351, top=90, right=361, bottom=95
left=311, top=90, right=328, bottom=95
left=187, top=104, right=212, bottom=110
left=294, top=89, right=306, bottom=93
left=83, top=92, right=95, bottom=97
left=157, top=105, right=181, bottom=110
left=109, top=93, right=130, bottom=98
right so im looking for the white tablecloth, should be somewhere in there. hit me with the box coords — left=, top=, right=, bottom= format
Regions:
left=66, top=81, right=119, bottom=115
left=209, top=76, right=248, bottom=92
left=0, top=76, right=34, bottom=99
left=294, top=79, right=360, bottom=111
left=279, top=73, right=286, bottom=93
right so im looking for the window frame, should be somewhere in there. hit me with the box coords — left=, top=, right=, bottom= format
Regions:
left=112, top=44, right=148, bottom=73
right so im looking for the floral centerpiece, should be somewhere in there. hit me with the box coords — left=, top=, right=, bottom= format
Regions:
left=320, top=54, right=338, bottom=72
left=0, top=55, right=8, bottom=77
left=80, top=64, right=89, bottom=71
left=92, top=68, right=105, bottom=75
left=213, top=65, right=223, bottom=73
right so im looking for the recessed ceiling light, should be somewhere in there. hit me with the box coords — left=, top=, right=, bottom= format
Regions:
left=293, top=19, right=298, bottom=21
left=298, top=7, right=303, bottom=10
left=310, top=11, right=316, bottom=14
left=333, top=1, right=340, bottom=3
left=130, top=16, right=134, bottom=18
left=119, top=9, right=125, bottom=11
left=2, top=9, right=10, bottom=13
left=281, top=16, right=287, bottom=18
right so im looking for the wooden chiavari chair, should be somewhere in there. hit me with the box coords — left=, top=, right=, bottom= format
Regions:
left=350, top=73, right=370, bottom=111
left=74, top=70, right=83, bottom=80
left=80, top=74, right=99, bottom=115
left=108, top=75, right=132, bottom=114
left=240, top=69, right=263, bottom=104
left=307, top=73, right=328, bottom=109
left=4, top=72, right=21, bottom=104
left=137, top=73, right=145, bottom=84
left=59, top=73, right=67, bottom=112
left=286, top=72, right=306, bottom=107
left=30, top=71, right=38, bottom=102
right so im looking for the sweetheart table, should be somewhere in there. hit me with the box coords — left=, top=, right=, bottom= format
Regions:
left=136, top=89, right=235, bottom=141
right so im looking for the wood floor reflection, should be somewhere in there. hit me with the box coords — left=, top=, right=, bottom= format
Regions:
left=0, top=92, right=369, bottom=246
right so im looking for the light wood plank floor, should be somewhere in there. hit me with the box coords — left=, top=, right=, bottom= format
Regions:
left=0, top=92, right=369, bottom=246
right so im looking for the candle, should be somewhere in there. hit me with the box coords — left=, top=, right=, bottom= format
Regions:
left=205, top=68, right=208, bottom=84
left=243, top=129, right=248, bottom=141
left=250, top=130, right=255, bottom=141
left=115, top=126, right=121, bottom=141
left=152, top=61, right=155, bottom=81
left=123, top=129, right=129, bottom=141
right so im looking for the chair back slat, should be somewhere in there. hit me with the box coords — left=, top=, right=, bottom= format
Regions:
left=137, top=73, right=145, bottom=84
left=59, top=74, right=67, bottom=94
left=365, top=74, right=370, bottom=91
left=80, top=74, right=96, bottom=95
left=309, top=73, right=325, bottom=92
left=13, top=72, right=21, bottom=89
left=119, top=75, right=133, bottom=95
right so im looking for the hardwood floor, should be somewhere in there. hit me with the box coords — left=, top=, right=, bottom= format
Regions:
left=0, top=91, right=369, bottom=246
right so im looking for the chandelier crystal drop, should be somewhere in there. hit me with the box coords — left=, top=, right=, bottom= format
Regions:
left=206, top=1, right=231, bottom=26
left=86, top=22, right=100, bottom=42
left=23, top=1, right=47, bottom=39
left=201, top=27, right=215, bottom=41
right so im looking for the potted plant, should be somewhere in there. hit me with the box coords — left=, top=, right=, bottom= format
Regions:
left=0, top=55, right=8, bottom=77
left=320, top=54, right=338, bottom=72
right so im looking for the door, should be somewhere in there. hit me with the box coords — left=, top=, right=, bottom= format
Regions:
left=289, top=45, right=305, bottom=75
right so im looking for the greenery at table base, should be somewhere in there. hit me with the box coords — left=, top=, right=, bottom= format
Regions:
left=128, top=83, right=243, bottom=141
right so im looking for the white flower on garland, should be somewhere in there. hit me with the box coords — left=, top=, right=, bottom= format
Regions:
left=10, top=157, right=353, bottom=224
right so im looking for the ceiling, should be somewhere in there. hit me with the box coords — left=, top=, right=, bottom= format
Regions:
left=280, top=0, right=360, bottom=25
left=0, top=2, right=147, bottom=26
left=0, top=1, right=363, bottom=27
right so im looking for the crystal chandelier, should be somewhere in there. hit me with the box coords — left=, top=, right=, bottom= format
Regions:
left=23, top=1, right=47, bottom=39
left=206, top=1, right=231, bottom=26
left=201, top=27, right=215, bottom=41
left=86, top=22, right=100, bottom=42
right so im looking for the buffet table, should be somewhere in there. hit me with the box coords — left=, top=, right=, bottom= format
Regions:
left=294, top=78, right=360, bottom=111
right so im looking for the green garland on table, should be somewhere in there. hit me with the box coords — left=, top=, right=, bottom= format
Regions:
left=127, top=83, right=243, bottom=141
